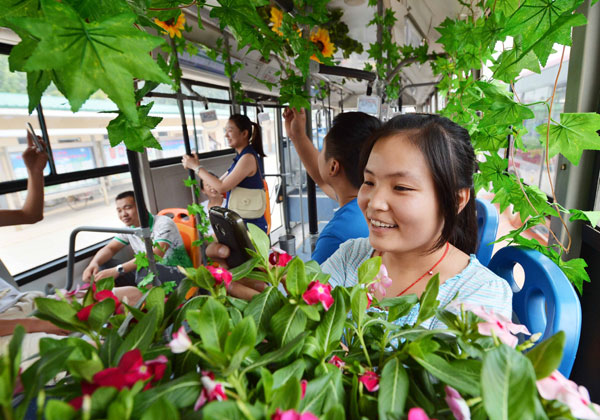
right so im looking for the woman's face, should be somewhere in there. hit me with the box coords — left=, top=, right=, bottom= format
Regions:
left=225, top=120, right=249, bottom=149
left=357, top=134, right=444, bottom=255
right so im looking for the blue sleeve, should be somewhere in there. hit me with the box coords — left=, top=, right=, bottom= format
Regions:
left=311, top=233, right=341, bottom=264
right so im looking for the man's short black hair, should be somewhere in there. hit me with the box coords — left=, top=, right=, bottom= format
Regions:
left=115, top=191, right=135, bottom=201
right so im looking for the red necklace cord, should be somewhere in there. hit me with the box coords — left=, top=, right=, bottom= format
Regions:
left=396, top=242, right=450, bottom=297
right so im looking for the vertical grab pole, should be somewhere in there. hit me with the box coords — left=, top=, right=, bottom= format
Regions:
left=126, top=149, right=160, bottom=286
left=170, top=37, right=205, bottom=265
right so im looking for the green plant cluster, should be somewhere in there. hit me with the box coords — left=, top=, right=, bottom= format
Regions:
left=1, top=225, right=593, bottom=420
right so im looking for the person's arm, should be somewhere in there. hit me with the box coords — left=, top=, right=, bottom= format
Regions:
left=182, top=153, right=257, bottom=195
left=82, top=240, right=125, bottom=282
left=283, top=108, right=336, bottom=199
left=0, top=319, right=69, bottom=337
left=0, top=132, right=48, bottom=227
left=93, top=242, right=170, bottom=281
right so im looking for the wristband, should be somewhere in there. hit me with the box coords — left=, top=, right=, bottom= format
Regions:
left=193, top=165, right=202, bottom=173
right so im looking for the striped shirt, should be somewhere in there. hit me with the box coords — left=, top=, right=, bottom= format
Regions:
left=321, top=237, right=513, bottom=329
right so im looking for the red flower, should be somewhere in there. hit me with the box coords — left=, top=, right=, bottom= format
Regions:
left=359, top=370, right=379, bottom=392
left=69, top=349, right=167, bottom=409
left=301, top=379, right=307, bottom=399
left=302, top=281, right=334, bottom=311
left=207, top=265, right=232, bottom=289
left=407, top=408, right=438, bottom=420
left=194, top=371, right=228, bottom=410
left=366, top=292, right=373, bottom=309
left=272, top=409, right=319, bottom=420
left=76, top=289, right=123, bottom=321
left=269, top=247, right=293, bottom=267
left=328, top=355, right=345, bottom=369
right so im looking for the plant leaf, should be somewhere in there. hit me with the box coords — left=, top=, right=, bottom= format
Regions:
left=188, top=299, right=230, bottom=352
left=106, top=103, right=163, bottom=153
left=115, top=307, right=158, bottom=363
left=526, top=331, right=565, bottom=380
left=481, top=344, right=539, bottom=420
left=270, top=303, right=307, bottom=346
left=244, top=286, right=285, bottom=342
left=378, top=358, right=409, bottom=420
left=415, top=274, right=440, bottom=326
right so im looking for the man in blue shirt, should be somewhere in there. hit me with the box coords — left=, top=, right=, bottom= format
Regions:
left=283, top=108, right=380, bottom=263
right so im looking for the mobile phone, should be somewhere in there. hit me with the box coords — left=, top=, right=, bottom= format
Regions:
left=209, top=206, right=255, bottom=268
left=26, top=123, right=44, bottom=153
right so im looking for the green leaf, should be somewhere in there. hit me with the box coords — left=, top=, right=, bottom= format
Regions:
left=115, top=307, right=158, bottom=363
left=88, top=297, right=116, bottom=331
left=536, top=113, right=600, bottom=165
left=270, top=378, right=301, bottom=412
left=230, top=256, right=260, bottom=281
left=286, top=257, right=308, bottom=297
left=140, top=397, right=179, bottom=420
left=323, top=404, right=345, bottom=420
left=471, top=81, right=535, bottom=128
left=242, top=332, right=308, bottom=374
left=415, top=274, right=440, bottom=326
left=67, top=358, right=103, bottom=382
left=132, top=372, right=199, bottom=417
left=15, top=0, right=171, bottom=122
left=300, top=303, right=321, bottom=322
left=145, top=286, right=165, bottom=327
left=556, top=256, right=589, bottom=294
left=379, top=295, right=418, bottom=323
left=491, top=47, right=540, bottom=83
left=188, top=299, right=229, bottom=351
left=357, top=256, right=381, bottom=284
left=272, top=359, right=305, bottom=390
left=224, top=316, right=256, bottom=359
left=350, top=287, right=368, bottom=329
left=299, top=370, right=344, bottom=415
left=378, top=358, right=409, bottom=420
left=243, top=286, right=284, bottom=341
left=270, top=303, right=307, bottom=346
left=569, top=209, right=600, bottom=227
left=409, top=341, right=479, bottom=396
left=0, top=0, right=41, bottom=19
left=247, top=222, right=269, bottom=261
left=107, top=103, right=163, bottom=153
left=8, top=324, right=26, bottom=377
left=33, top=297, right=88, bottom=332
left=526, top=331, right=565, bottom=379
left=481, top=344, right=538, bottom=420
left=44, top=399, right=77, bottom=420
left=314, top=288, right=346, bottom=358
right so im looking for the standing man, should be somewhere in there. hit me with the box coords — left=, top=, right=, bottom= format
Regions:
left=82, top=191, right=193, bottom=285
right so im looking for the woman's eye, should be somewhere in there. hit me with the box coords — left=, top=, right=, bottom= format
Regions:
left=363, top=180, right=374, bottom=186
left=394, top=185, right=411, bottom=191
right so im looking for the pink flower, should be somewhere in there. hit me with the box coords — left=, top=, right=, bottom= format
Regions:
left=444, top=386, right=470, bottom=420
left=207, top=265, right=232, bottom=289
left=368, top=264, right=393, bottom=297
left=269, top=247, right=293, bottom=267
left=328, top=355, right=345, bottom=369
left=194, top=371, right=227, bottom=410
left=537, top=370, right=600, bottom=419
left=168, top=326, right=192, bottom=353
left=302, top=281, right=334, bottom=311
left=408, top=408, right=437, bottom=420
left=301, top=379, right=307, bottom=399
left=465, top=305, right=529, bottom=348
left=359, top=370, right=379, bottom=392
left=272, top=409, right=319, bottom=420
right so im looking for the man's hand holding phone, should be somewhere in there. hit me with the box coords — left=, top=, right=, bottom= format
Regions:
left=205, top=242, right=267, bottom=300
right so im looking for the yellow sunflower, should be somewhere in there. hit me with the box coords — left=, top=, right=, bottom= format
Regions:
left=154, top=13, right=186, bottom=38
left=270, top=7, right=284, bottom=36
left=310, top=28, right=335, bottom=62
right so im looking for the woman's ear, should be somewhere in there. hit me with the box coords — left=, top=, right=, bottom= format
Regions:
left=457, top=188, right=471, bottom=214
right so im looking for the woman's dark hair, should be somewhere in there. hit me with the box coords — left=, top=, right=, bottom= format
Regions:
left=359, top=113, right=478, bottom=255
left=228, top=114, right=266, bottom=158
left=325, top=112, right=381, bottom=189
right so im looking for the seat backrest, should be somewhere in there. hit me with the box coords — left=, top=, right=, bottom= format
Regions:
left=488, top=246, right=582, bottom=377
left=174, top=222, right=200, bottom=268
left=158, top=208, right=194, bottom=227
left=475, top=198, right=499, bottom=266
left=263, top=179, right=271, bottom=235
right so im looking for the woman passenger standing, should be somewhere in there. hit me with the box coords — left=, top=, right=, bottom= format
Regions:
left=182, top=114, right=268, bottom=233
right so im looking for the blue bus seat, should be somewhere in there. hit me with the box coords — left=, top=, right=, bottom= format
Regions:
left=488, top=246, right=582, bottom=377
left=475, top=197, right=499, bottom=266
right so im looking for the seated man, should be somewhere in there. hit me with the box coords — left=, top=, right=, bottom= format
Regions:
left=82, top=191, right=193, bottom=286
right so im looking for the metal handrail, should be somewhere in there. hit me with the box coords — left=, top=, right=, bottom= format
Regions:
left=65, top=226, right=145, bottom=291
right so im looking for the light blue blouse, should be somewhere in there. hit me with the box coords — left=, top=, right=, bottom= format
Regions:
left=321, top=237, right=513, bottom=329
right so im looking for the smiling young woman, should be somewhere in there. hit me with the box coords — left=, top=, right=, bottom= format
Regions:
left=321, top=113, right=512, bottom=329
